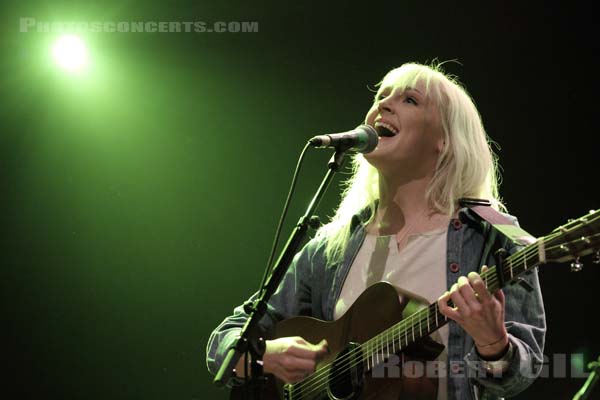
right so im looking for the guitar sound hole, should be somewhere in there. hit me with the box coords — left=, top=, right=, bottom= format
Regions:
left=327, top=342, right=364, bottom=400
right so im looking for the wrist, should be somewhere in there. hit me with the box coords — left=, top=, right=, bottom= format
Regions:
left=475, top=334, right=510, bottom=360
left=478, top=340, right=515, bottom=376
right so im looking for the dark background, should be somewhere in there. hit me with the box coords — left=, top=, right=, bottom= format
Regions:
left=1, top=1, right=598, bottom=399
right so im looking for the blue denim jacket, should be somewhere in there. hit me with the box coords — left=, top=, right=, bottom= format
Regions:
left=206, top=207, right=546, bottom=399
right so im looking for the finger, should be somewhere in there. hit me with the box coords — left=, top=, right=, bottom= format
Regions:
left=291, top=369, right=315, bottom=383
left=468, top=272, right=492, bottom=302
left=438, top=290, right=452, bottom=302
left=315, top=338, right=328, bottom=349
left=287, top=339, right=329, bottom=360
left=285, top=370, right=310, bottom=384
left=458, top=276, right=480, bottom=306
left=292, top=336, right=309, bottom=346
left=480, top=265, right=492, bottom=285
left=438, top=291, right=461, bottom=321
left=282, top=356, right=316, bottom=372
left=449, top=283, right=471, bottom=317
left=315, top=339, right=329, bottom=358
left=287, top=344, right=321, bottom=359
left=294, top=336, right=325, bottom=348
left=493, top=287, right=505, bottom=306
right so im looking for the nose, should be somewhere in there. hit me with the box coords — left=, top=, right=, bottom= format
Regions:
left=377, top=96, right=394, bottom=114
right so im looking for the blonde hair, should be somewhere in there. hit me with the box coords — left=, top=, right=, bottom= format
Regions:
left=316, top=62, right=505, bottom=264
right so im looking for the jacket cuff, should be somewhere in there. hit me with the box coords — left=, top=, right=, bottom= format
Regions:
left=464, top=336, right=516, bottom=378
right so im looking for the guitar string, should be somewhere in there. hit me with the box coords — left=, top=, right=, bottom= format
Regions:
left=293, top=271, right=507, bottom=397
left=298, top=229, right=600, bottom=398
left=293, top=240, right=553, bottom=398
left=292, top=241, right=537, bottom=397
left=294, top=233, right=597, bottom=398
left=294, top=230, right=600, bottom=397
left=293, top=279, right=488, bottom=398
left=291, top=233, right=599, bottom=398
left=291, top=215, right=600, bottom=396
left=293, top=304, right=453, bottom=399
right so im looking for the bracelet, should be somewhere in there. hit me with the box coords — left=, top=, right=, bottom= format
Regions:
left=480, top=341, right=514, bottom=375
left=475, top=335, right=507, bottom=349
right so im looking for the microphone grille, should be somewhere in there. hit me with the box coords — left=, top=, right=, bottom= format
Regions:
left=356, top=124, right=379, bottom=154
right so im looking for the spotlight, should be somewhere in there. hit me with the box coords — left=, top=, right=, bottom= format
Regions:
left=52, top=35, right=87, bottom=71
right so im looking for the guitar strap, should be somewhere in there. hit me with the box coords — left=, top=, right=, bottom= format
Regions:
left=459, top=198, right=537, bottom=291
left=459, top=197, right=536, bottom=247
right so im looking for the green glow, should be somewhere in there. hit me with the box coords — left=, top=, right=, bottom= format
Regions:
left=53, top=35, right=87, bottom=71
left=571, top=350, right=588, bottom=376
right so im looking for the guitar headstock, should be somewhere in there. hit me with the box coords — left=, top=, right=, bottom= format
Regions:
left=544, top=209, right=600, bottom=264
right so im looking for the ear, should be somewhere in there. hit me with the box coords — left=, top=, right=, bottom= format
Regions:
left=436, top=137, right=445, bottom=154
left=433, top=113, right=446, bottom=154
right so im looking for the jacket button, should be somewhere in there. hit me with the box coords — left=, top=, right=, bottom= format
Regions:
left=449, top=262, right=460, bottom=273
left=452, top=219, right=463, bottom=230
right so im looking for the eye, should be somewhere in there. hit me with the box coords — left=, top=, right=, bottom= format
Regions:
left=376, top=93, right=388, bottom=101
left=405, top=96, right=418, bottom=105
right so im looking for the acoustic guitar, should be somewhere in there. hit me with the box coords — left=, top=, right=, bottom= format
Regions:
left=231, top=209, right=600, bottom=399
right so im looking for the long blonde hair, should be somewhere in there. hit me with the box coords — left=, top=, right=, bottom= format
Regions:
left=316, top=62, right=505, bottom=264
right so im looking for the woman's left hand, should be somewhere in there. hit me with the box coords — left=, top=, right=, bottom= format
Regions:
left=437, top=266, right=509, bottom=358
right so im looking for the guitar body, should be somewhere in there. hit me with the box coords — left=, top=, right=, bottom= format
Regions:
left=231, top=282, right=444, bottom=400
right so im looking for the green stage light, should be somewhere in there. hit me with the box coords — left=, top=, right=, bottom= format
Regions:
left=53, top=35, right=87, bottom=71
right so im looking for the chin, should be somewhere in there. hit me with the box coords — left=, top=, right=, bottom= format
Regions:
left=363, top=149, right=397, bottom=170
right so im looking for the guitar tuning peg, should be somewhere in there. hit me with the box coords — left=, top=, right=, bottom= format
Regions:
left=593, top=251, right=600, bottom=265
left=571, top=257, right=584, bottom=272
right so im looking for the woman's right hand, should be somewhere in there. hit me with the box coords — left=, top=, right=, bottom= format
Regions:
left=262, top=336, right=329, bottom=383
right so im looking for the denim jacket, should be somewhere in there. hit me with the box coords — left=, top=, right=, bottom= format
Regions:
left=206, top=207, right=546, bottom=399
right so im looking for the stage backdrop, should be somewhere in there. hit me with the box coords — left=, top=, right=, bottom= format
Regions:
left=1, top=1, right=598, bottom=399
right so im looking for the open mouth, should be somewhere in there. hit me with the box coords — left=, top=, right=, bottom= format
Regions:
left=374, top=121, right=398, bottom=137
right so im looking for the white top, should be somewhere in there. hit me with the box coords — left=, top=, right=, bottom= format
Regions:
left=334, top=228, right=449, bottom=400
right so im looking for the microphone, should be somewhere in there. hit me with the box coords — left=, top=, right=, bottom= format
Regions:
left=309, top=125, right=379, bottom=154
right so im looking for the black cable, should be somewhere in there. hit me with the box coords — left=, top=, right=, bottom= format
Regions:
left=258, top=142, right=311, bottom=293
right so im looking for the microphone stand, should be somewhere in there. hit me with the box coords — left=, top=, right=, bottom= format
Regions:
left=573, top=355, right=600, bottom=400
left=213, top=147, right=350, bottom=398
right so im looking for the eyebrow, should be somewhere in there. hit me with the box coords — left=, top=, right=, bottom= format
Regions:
left=404, top=87, right=423, bottom=95
left=379, top=86, right=423, bottom=95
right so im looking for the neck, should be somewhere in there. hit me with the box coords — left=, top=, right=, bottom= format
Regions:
left=371, top=172, right=447, bottom=236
